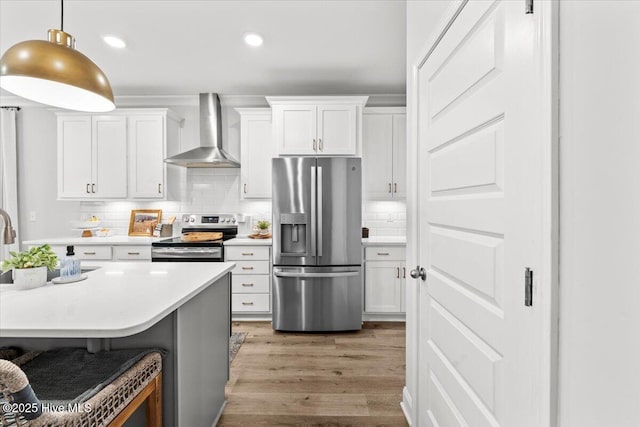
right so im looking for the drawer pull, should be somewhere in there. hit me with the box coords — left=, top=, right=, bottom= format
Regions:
left=242, top=302, right=254, bottom=306
left=127, top=252, right=140, bottom=255
left=377, top=252, right=390, bottom=256
left=84, top=252, right=96, bottom=255
left=242, top=252, right=254, bottom=256
left=242, top=266, right=254, bottom=270
left=241, top=283, right=254, bottom=287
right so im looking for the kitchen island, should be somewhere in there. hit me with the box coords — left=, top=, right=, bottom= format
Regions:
left=0, top=261, right=234, bottom=427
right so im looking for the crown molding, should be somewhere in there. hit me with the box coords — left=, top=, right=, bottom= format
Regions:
left=1, top=93, right=405, bottom=109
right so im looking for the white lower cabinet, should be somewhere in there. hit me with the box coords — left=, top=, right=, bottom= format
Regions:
left=113, top=246, right=152, bottom=261
left=48, top=245, right=150, bottom=261
left=364, top=246, right=406, bottom=314
left=226, top=245, right=271, bottom=314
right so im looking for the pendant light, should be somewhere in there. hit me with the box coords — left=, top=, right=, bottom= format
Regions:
left=0, top=0, right=115, bottom=112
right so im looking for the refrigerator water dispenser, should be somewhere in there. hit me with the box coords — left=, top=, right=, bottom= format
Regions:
left=279, top=213, right=308, bottom=256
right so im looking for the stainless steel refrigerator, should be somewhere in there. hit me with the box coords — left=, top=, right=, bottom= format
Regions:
left=272, top=157, right=362, bottom=331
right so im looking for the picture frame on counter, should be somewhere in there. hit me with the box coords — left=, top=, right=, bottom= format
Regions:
left=128, top=209, right=162, bottom=236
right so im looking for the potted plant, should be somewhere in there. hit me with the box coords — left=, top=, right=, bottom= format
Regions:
left=256, top=220, right=271, bottom=236
left=2, top=244, right=58, bottom=290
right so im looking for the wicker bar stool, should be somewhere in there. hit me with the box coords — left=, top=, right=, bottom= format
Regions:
left=0, top=348, right=162, bottom=427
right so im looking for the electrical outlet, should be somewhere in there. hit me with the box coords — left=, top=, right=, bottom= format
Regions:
left=29, top=211, right=36, bottom=222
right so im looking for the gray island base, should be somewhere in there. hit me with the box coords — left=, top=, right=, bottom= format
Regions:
left=0, top=262, right=233, bottom=427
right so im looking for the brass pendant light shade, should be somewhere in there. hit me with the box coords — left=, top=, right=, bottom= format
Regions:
left=0, top=6, right=115, bottom=112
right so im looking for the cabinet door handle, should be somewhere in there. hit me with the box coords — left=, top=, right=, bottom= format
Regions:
left=242, top=252, right=254, bottom=256
left=91, top=183, right=96, bottom=193
left=127, top=252, right=140, bottom=255
left=83, top=252, right=96, bottom=255
left=242, top=266, right=254, bottom=270
left=244, top=183, right=247, bottom=194
left=388, top=183, right=392, bottom=193
left=394, top=183, right=398, bottom=193
left=377, top=252, right=389, bottom=256
left=86, top=184, right=90, bottom=194
left=241, top=283, right=254, bottom=287
left=319, top=138, right=323, bottom=151
left=403, top=267, right=406, bottom=278
left=397, top=267, right=400, bottom=278
left=242, top=302, right=254, bottom=306
left=158, top=183, right=162, bottom=194
left=313, top=139, right=317, bottom=151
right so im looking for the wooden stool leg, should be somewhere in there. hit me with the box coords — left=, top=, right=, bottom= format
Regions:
left=146, top=373, right=162, bottom=427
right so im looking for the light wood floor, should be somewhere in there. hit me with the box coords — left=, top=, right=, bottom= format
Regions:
left=218, top=321, right=408, bottom=427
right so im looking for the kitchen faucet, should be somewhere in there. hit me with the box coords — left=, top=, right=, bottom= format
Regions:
left=0, top=208, right=16, bottom=244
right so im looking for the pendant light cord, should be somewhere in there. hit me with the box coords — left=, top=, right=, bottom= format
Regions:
left=60, top=0, right=64, bottom=31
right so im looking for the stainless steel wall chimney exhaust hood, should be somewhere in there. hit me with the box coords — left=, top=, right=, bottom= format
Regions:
left=164, top=93, right=240, bottom=168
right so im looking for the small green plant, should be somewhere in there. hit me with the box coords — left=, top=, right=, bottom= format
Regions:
left=256, top=220, right=270, bottom=230
left=2, top=244, right=58, bottom=272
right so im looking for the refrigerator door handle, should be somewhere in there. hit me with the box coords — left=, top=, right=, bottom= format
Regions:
left=317, top=166, right=323, bottom=257
left=274, top=271, right=360, bottom=278
left=310, top=166, right=316, bottom=256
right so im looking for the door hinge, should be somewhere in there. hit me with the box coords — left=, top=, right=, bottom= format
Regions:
left=525, top=0, right=534, bottom=14
left=524, top=268, right=533, bottom=307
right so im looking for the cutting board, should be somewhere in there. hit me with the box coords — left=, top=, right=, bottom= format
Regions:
left=181, top=232, right=223, bottom=242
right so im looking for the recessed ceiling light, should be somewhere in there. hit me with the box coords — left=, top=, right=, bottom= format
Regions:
left=244, top=33, right=263, bottom=47
left=103, top=35, right=126, bottom=49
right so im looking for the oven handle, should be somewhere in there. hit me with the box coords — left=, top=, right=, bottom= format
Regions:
left=152, top=248, right=222, bottom=257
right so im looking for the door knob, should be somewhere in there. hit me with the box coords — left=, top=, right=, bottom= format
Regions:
left=410, top=266, right=427, bottom=281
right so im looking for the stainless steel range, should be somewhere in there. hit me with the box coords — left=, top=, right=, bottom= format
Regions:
left=151, top=214, right=238, bottom=262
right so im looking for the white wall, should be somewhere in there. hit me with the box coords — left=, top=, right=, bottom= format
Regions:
left=404, top=0, right=452, bottom=424
left=16, top=107, right=80, bottom=243
left=559, top=2, right=640, bottom=426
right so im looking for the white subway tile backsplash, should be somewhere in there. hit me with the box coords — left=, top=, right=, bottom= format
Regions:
left=75, top=173, right=405, bottom=238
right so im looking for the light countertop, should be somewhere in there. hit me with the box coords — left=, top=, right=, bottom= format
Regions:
left=225, top=236, right=272, bottom=246
left=23, top=236, right=161, bottom=246
left=0, top=261, right=235, bottom=339
left=362, top=236, right=406, bottom=246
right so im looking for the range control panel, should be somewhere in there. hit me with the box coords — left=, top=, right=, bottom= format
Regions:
left=181, top=213, right=242, bottom=226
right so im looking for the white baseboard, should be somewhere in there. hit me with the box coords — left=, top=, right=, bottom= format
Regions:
left=363, top=313, right=406, bottom=322
left=401, top=386, right=414, bottom=426
left=211, top=400, right=227, bottom=427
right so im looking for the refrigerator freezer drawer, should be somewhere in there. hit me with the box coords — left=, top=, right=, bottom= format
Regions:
left=272, top=266, right=362, bottom=332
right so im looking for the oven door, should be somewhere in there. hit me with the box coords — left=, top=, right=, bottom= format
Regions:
left=151, top=246, right=223, bottom=262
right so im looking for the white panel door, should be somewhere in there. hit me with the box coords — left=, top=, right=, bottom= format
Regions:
left=392, top=114, right=407, bottom=199
left=416, top=1, right=543, bottom=426
left=57, top=116, right=92, bottom=198
left=365, top=261, right=403, bottom=313
left=128, top=115, right=165, bottom=198
left=275, top=105, right=317, bottom=155
left=363, top=114, right=394, bottom=199
left=240, top=111, right=273, bottom=199
left=317, top=104, right=357, bottom=155
left=92, top=116, right=128, bottom=198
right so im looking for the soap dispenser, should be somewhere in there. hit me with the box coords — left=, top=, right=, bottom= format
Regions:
left=60, top=245, right=81, bottom=279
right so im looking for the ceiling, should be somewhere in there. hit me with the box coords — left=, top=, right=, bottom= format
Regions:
left=0, top=0, right=407, bottom=97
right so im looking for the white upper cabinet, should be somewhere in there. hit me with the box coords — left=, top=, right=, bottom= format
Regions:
left=58, top=115, right=127, bottom=199
left=128, top=113, right=180, bottom=199
left=266, top=96, right=368, bottom=156
left=362, top=108, right=406, bottom=199
left=236, top=108, right=274, bottom=199
left=93, top=116, right=128, bottom=198
left=57, top=109, right=182, bottom=200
